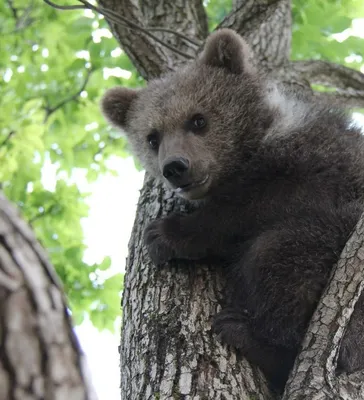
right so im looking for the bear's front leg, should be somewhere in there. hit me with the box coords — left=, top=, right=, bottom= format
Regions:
left=143, top=217, right=180, bottom=265
left=144, top=200, right=246, bottom=265
left=144, top=211, right=219, bottom=265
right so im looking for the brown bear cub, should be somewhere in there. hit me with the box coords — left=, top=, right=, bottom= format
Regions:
left=102, top=29, right=364, bottom=389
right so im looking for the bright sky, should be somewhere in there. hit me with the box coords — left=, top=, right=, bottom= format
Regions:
left=75, top=157, right=144, bottom=399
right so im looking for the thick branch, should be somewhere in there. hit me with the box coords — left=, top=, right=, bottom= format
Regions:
left=291, top=60, right=364, bottom=91
left=290, top=60, right=364, bottom=106
left=0, top=193, right=97, bottom=399
left=283, top=213, right=364, bottom=400
left=271, top=61, right=364, bottom=108
left=314, top=90, right=364, bottom=109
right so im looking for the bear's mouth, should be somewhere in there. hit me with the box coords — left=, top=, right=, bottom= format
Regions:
left=175, top=175, right=210, bottom=193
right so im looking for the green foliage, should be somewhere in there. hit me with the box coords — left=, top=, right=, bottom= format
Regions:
left=1, top=0, right=363, bottom=330
left=0, top=1, right=140, bottom=330
left=205, top=0, right=232, bottom=30
left=292, top=0, right=364, bottom=67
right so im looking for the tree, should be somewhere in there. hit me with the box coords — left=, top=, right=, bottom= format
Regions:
left=2, top=0, right=364, bottom=399
left=0, top=193, right=97, bottom=399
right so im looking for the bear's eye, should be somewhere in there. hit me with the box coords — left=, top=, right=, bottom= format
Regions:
left=191, top=114, right=207, bottom=130
left=147, top=132, right=159, bottom=150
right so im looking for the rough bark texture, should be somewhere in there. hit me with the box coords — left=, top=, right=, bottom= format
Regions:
left=120, top=177, right=274, bottom=399
left=283, top=215, right=364, bottom=400
left=0, top=193, right=97, bottom=400
left=88, top=0, right=364, bottom=399
left=219, top=0, right=292, bottom=68
left=98, top=0, right=207, bottom=79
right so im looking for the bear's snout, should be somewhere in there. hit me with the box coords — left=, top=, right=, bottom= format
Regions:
left=162, top=157, right=190, bottom=187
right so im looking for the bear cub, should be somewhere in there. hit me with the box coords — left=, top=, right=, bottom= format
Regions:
left=102, top=29, right=364, bottom=389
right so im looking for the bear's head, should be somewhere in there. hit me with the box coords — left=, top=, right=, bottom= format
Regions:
left=101, top=29, right=273, bottom=200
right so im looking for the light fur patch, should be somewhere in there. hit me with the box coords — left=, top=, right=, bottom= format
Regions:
left=263, top=83, right=311, bottom=141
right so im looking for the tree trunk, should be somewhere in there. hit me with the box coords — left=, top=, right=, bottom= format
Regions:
left=120, top=177, right=273, bottom=399
left=0, top=193, right=97, bottom=400
left=282, top=214, right=364, bottom=400
left=86, top=0, right=364, bottom=398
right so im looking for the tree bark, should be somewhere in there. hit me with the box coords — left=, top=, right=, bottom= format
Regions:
left=283, top=214, right=364, bottom=400
left=86, top=1, right=364, bottom=399
left=98, top=0, right=207, bottom=79
left=120, top=177, right=273, bottom=399
left=0, top=193, right=97, bottom=400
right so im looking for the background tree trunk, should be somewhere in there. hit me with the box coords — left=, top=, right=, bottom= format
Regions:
left=0, top=193, right=97, bottom=400
left=87, top=0, right=364, bottom=399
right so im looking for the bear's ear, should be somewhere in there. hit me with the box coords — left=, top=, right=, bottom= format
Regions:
left=101, top=87, right=139, bottom=128
left=199, top=29, right=253, bottom=74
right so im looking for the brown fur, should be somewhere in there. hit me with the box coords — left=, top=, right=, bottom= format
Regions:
left=101, top=29, right=364, bottom=390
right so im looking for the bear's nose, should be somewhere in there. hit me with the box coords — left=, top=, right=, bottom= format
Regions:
left=162, top=157, right=190, bottom=186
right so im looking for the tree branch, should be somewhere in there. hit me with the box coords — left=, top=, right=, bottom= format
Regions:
left=29, top=206, right=57, bottom=224
left=271, top=61, right=364, bottom=109
left=314, top=90, right=364, bottom=109
left=291, top=60, right=364, bottom=91
left=78, top=0, right=195, bottom=59
left=283, top=213, right=364, bottom=399
left=6, top=0, right=18, bottom=19
left=96, top=0, right=207, bottom=78
left=44, top=68, right=93, bottom=122
left=80, top=0, right=201, bottom=47
left=5, top=0, right=36, bottom=32
left=137, top=27, right=201, bottom=47
left=43, top=0, right=85, bottom=10
left=44, top=0, right=199, bottom=62
left=0, top=131, right=15, bottom=148
left=233, top=0, right=282, bottom=7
